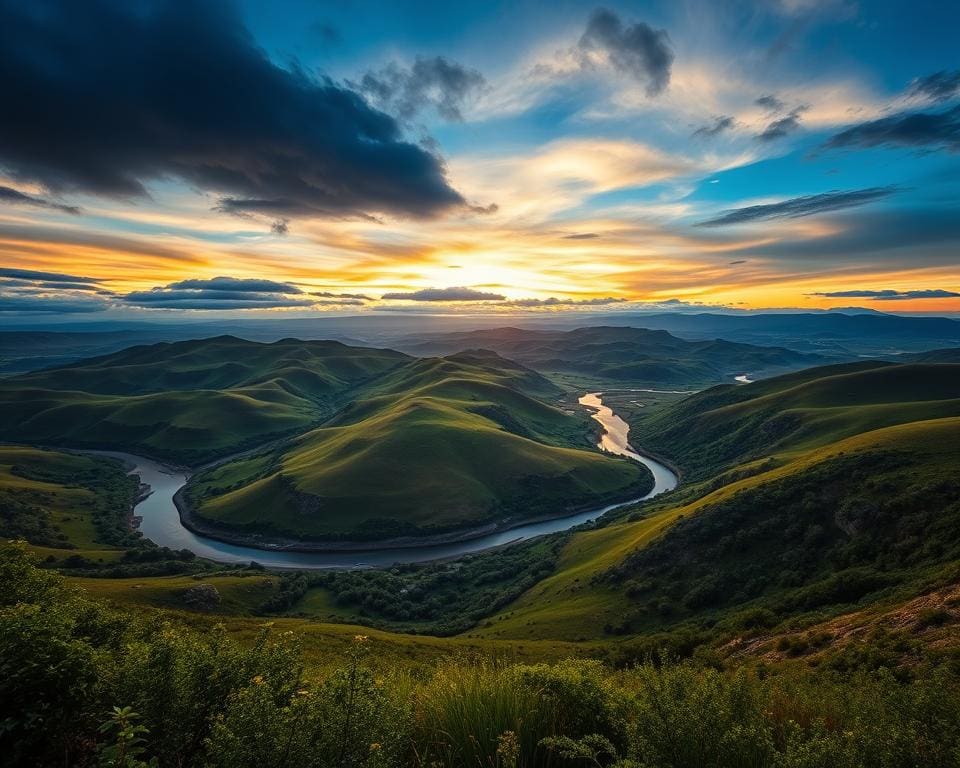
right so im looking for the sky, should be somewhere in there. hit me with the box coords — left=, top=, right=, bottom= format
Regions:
left=0, top=0, right=958, bottom=320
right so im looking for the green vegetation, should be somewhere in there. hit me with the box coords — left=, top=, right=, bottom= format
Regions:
left=5, top=542, right=960, bottom=768
left=471, top=363, right=960, bottom=648
left=631, top=361, right=960, bottom=479
left=188, top=350, right=650, bottom=541
left=264, top=536, right=565, bottom=634
left=605, top=418, right=960, bottom=636
left=0, top=446, right=138, bottom=561
left=0, top=336, right=409, bottom=463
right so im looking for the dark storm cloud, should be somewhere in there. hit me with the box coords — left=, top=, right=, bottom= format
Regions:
left=380, top=287, right=506, bottom=302
left=825, top=106, right=960, bottom=152
left=757, top=106, right=807, bottom=141
left=755, top=94, right=787, bottom=113
left=0, top=0, right=465, bottom=220
left=0, top=267, right=113, bottom=312
left=0, top=267, right=99, bottom=285
left=908, top=71, right=960, bottom=103
left=578, top=9, right=674, bottom=96
left=811, top=289, right=960, bottom=300
left=357, top=57, right=486, bottom=122
left=693, top=116, right=736, bottom=138
left=699, top=187, right=896, bottom=227
left=123, top=275, right=316, bottom=310
left=166, top=277, right=304, bottom=294
left=0, top=186, right=81, bottom=215
left=0, top=294, right=110, bottom=313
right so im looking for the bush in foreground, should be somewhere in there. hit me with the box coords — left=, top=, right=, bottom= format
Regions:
left=2, top=541, right=959, bottom=767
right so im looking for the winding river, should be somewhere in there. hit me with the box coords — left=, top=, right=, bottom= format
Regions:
left=103, top=392, right=678, bottom=569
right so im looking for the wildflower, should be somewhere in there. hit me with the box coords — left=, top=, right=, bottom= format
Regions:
left=354, top=634, right=369, bottom=643
left=252, top=675, right=265, bottom=685
left=369, top=742, right=382, bottom=752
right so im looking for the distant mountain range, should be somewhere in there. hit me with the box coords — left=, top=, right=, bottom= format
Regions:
left=396, top=325, right=826, bottom=385
left=3, top=311, right=958, bottom=375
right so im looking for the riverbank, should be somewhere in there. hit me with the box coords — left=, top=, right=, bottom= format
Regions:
left=170, top=473, right=654, bottom=554
left=69, top=392, right=679, bottom=568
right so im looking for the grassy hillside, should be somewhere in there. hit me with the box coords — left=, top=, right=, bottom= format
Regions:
left=188, top=351, right=651, bottom=541
left=0, top=336, right=409, bottom=464
left=474, top=416, right=960, bottom=645
left=399, top=325, right=826, bottom=385
left=0, top=446, right=137, bottom=564
left=631, top=360, right=960, bottom=479
left=467, top=362, right=960, bottom=646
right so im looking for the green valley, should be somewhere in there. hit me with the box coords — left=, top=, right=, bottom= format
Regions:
left=186, top=349, right=651, bottom=541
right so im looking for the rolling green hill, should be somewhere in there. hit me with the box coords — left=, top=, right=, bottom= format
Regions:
left=187, top=351, right=651, bottom=542
left=468, top=361, right=960, bottom=644
left=630, top=360, right=960, bottom=479
left=399, top=325, right=826, bottom=385
left=0, top=336, right=410, bottom=463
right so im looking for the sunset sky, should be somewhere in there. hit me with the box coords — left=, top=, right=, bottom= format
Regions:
left=1, top=0, right=959, bottom=319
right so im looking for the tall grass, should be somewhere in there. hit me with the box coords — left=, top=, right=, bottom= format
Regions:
left=5, top=542, right=960, bottom=768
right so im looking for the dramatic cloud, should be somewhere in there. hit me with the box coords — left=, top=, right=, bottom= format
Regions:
left=562, top=232, right=601, bottom=239
left=757, top=106, right=808, bottom=141
left=693, top=116, right=736, bottom=138
left=699, top=187, right=896, bottom=226
left=0, top=266, right=112, bottom=313
left=357, top=56, right=486, bottom=122
left=380, top=286, right=506, bottom=301
left=0, top=186, right=81, bottom=215
left=908, top=71, right=960, bottom=103
left=0, top=0, right=465, bottom=219
left=0, top=267, right=99, bottom=285
left=811, top=289, right=960, bottom=300
left=166, top=277, right=303, bottom=294
left=825, top=105, right=960, bottom=152
left=123, top=276, right=315, bottom=310
left=577, top=9, right=674, bottom=96
left=503, top=296, right=627, bottom=307
left=0, top=294, right=110, bottom=313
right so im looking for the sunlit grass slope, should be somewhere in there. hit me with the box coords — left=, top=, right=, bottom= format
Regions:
left=631, top=361, right=960, bottom=479
left=476, top=415, right=960, bottom=642
left=0, top=336, right=409, bottom=463
left=190, top=351, right=651, bottom=540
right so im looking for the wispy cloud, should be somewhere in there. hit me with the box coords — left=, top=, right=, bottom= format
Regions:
left=825, top=105, right=960, bottom=152
left=699, top=187, right=897, bottom=226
